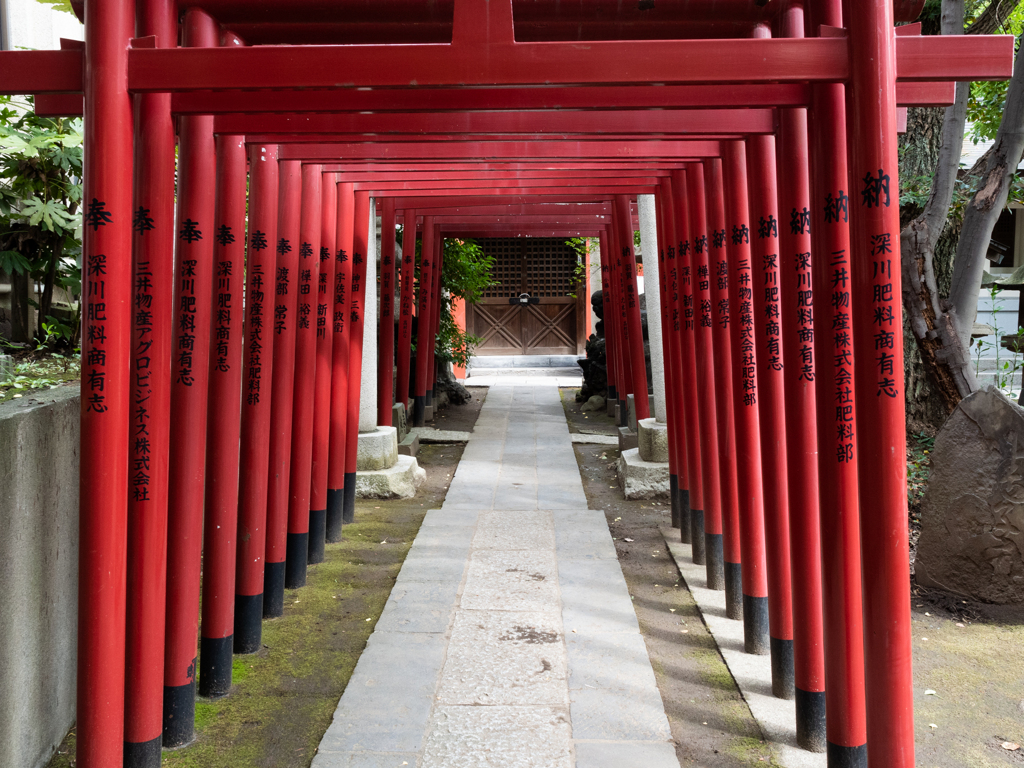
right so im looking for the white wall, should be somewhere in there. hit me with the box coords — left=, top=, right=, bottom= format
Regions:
left=2, top=0, right=83, bottom=52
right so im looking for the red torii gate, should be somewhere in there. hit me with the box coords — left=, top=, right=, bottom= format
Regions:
left=0, top=1, right=1012, bottom=766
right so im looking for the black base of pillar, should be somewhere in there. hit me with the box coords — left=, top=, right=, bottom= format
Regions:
left=678, top=488, right=691, bottom=543
left=705, top=532, right=724, bottom=590
left=343, top=472, right=356, bottom=524
left=618, top=400, right=629, bottom=427
left=123, top=736, right=161, bottom=768
left=691, top=509, right=706, bottom=565
left=413, top=394, right=426, bottom=426
left=827, top=742, right=867, bottom=768
left=426, top=389, right=433, bottom=407
left=162, top=680, right=195, bottom=748
left=308, top=508, right=326, bottom=563
left=285, top=531, right=309, bottom=589
left=742, top=595, right=770, bottom=655
left=198, top=634, right=233, bottom=699
left=233, top=593, right=263, bottom=654
left=770, top=636, right=795, bottom=699
left=326, top=488, right=343, bottom=542
left=263, top=561, right=285, bottom=618
left=608, top=384, right=617, bottom=401
left=724, top=560, right=743, bottom=619
left=796, top=687, right=827, bottom=753
left=670, top=474, right=680, bottom=528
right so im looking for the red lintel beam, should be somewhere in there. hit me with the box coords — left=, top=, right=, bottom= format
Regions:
left=369, top=185, right=658, bottom=198
left=330, top=169, right=671, bottom=183
left=214, top=109, right=775, bottom=135
left=31, top=80, right=954, bottom=120
left=126, top=35, right=1012, bottom=92
left=251, top=132, right=737, bottom=146
left=0, top=50, right=82, bottom=94
left=276, top=141, right=722, bottom=161
left=348, top=176, right=663, bottom=193
left=178, top=84, right=807, bottom=114
left=397, top=206, right=613, bottom=217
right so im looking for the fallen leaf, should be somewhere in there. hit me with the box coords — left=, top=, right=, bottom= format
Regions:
left=956, top=623, right=965, bottom=628
left=924, top=689, right=937, bottom=696
left=365, top=618, right=372, bottom=622
left=1002, top=742, right=1021, bottom=751
left=624, top=537, right=634, bottom=542
left=669, top=608, right=676, bottom=612
left=929, top=724, right=938, bottom=729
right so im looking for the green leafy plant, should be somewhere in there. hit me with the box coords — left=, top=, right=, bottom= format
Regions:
left=434, top=238, right=495, bottom=369
left=564, top=237, right=590, bottom=298
left=0, top=95, right=83, bottom=347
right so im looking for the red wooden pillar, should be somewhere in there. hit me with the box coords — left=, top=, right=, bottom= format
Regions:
left=413, top=216, right=436, bottom=426
left=378, top=198, right=397, bottom=425
left=777, top=5, right=826, bottom=750
left=427, top=223, right=444, bottom=407
left=396, top=211, right=417, bottom=411
left=614, top=194, right=650, bottom=422
left=263, top=159, right=302, bottom=618
left=686, top=164, right=725, bottom=589
left=285, top=164, right=323, bottom=589
left=608, top=209, right=634, bottom=424
left=326, top=182, right=355, bottom=539
left=162, top=8, right=218, bottom=747
left=343, top=191, right=372, bottom=522
left=722, top=140, right=771, bottom=655
left=234, top=144, right=279, bottom=653
left=597, top=229, right=619, bottom=412
left=123, top=0, right=173, bottom=762
left=846, top=2, right=915, bottom=764
left=655, top=182, right=686, bottom=533
left=197, top=132, right=247, bottom=699
left=77, top=0, right=134, bottom=762
left=670, top=170, right=703, bottom=550
left=704, top=158, right=744, bottom=619
left=746, top=135, right=796, bottom=698
left=309, top=173, right=338, bottom=564
left=807, top=1, right=868, bottom=763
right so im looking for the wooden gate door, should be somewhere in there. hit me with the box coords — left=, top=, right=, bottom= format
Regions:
left=469, top=238, right=582, bottom=356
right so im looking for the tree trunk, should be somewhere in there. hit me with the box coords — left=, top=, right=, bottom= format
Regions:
left=9, top=269, right=31, bottom=343
left=37, top=234, right=65, bottom=339
left=899, top=0, right=979, bottom=418
left=949, top=44, right=1024, bottom=349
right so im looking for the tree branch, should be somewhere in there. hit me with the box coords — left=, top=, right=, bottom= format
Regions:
left=967, top=0, right=1022, bottom=35
left=949, top=38, right=1024, bottom=348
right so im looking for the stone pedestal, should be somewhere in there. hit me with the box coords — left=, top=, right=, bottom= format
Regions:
left=356, top=455, right=426, bottom=499
left=616, top=448, right=670, bottom=500
left=356, top=425, right=424, bottom=499
left=356, top=426, right=398, bottom=471
left=638, top=418, right=669, bottom=463
left=618, top=426, right=638, bottom=452
left=398, top=433, right=420, bottom=457
left=393, top=402, right=408, bottom=441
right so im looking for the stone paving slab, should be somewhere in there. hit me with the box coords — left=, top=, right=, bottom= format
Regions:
left=312, top=380, right=679, bottom=768
left=661, top=526, right=825, bottom=768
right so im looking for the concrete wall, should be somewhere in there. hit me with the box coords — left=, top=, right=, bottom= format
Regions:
left=0, top=385, right=79, bottom=768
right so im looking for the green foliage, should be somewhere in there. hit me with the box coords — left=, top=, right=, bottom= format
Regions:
left=633, top=229, right=641, bottom=248
left=435, top=238, right=495, bottom=368
left=33, top=0, right=76, bottom=14
left=966, top=7, right=1024, bottom=144
left=0, top=354, right=81, bottom=402
left=0, top=96, right=83, bottom=346
left=565, top=237, right=590, bottom=298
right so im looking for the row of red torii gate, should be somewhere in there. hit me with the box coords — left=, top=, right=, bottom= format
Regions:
left=0, top=1, right=1014, bottom=767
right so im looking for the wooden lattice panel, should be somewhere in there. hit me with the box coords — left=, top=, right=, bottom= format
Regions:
left=481, top=238, right=523, bottom=298
left=524, top=239, right=577, bottom=298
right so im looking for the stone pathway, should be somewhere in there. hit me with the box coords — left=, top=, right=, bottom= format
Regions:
left=312, top=380, right=679, bottom=768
